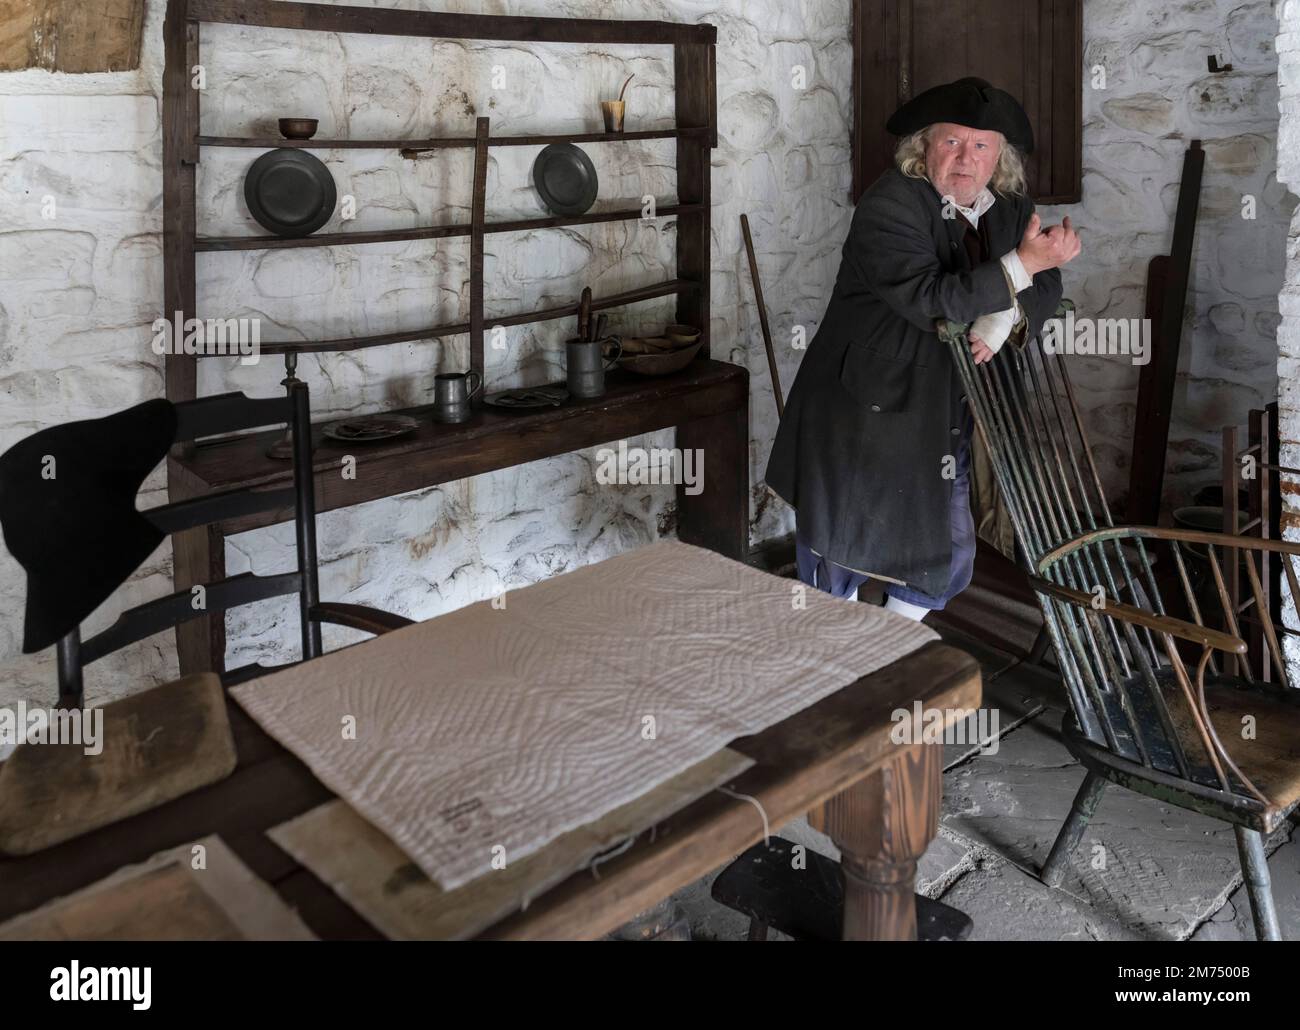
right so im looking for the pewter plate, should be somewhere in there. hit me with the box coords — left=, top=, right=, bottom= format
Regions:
left=532, top=143, right=599, bottom=217
left=321, top=414, right=420, bottom=442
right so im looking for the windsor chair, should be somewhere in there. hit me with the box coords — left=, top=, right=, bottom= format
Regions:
left=939, top=300, right=1300, bottom=941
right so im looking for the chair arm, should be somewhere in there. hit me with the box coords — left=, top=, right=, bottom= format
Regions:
left=309, top=602, right=414, bottom=636
left=1025, top=575, right=1246, bottom=656
left=1035, top=524, right=1300, bottom=569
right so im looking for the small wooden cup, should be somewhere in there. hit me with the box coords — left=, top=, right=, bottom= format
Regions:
left=278, top=118, right=319, bottom=140
left=601, top=100, right=626, bottom=133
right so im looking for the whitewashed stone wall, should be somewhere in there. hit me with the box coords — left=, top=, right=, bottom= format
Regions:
left=0, top=0, right=1289, bottom=706
left=1279, top=0, right=1300, bottom=502
left=1041, top=0, right=1289, bottom=510
left=1274, top=0, right=1300, bottom=663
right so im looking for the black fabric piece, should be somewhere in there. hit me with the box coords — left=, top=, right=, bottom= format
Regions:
left=887, top=76, right=1034, bottom=154
left=0, top=399, right=177, bottom=653
left=764, top=167, right=1062, bottom=594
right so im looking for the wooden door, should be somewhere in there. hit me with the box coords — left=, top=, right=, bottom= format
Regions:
left=852, top=0, right=1081, bottom=205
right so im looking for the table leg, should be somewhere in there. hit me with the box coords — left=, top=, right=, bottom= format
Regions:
left=820, top=739, right=941, bottom=940
left=172, top=521, right=226, bottom=676
left=675, top=395, right=748, bottom=560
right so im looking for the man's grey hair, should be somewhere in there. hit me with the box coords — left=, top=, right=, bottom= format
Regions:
left=894, top=124, right=1028, bottom=196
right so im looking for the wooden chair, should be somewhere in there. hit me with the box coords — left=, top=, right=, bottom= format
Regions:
left=938, top=300, right=1300, bottom=940
left=0, top=383, right=412, bottom=709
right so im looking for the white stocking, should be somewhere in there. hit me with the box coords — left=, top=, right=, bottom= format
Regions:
left=884, top=595, right=930, bottom=621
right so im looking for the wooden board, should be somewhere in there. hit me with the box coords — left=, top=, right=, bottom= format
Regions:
left=0, top=835, right=315, bottom=940
left=0, top=672, right=237, bottom=856
left=268, top=747, right=752, bottom=940
left=0, top=0, right=145, bottom=72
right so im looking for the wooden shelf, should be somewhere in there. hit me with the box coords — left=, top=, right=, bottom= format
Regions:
left=252, top=278, right=700, bottom=356
left=195, top=203, right=704, bottom=253
left=164, top=0, right=724, bottom=674
left=189, top=0, right=717, bottom=46
left=196, top=128, right=706, bottom=151
left=170, top=358, right=747, bottom=532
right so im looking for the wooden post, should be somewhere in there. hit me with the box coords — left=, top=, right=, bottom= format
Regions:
left=469, top=116, right=489, bottom=403
left=1249, top=408, right=1270, bottom=680
left=162, top=0, right=198, bottom=409
left=1223, top=424, right=1240, bottom=678
left=676, top=384, right=748, bottom=560
left=673, top=41, right=712, bottom=357
left=164, top=0, right=219, bottom=673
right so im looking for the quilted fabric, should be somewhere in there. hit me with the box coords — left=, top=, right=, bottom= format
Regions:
left=231, top=540, right=936, bottom=890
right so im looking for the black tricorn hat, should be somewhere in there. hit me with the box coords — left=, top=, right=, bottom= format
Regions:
left=886, top=76, right=1034, bottom=153
left=0, top=399, right=176, bottom=653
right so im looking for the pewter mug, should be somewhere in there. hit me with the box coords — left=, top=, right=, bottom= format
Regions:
left=566, top=338, right=622, bottom=399
left=433, top=370, right=482, bottom=423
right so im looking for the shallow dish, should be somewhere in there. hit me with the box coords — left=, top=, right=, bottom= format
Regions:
left=321, top=414, right=420, bottom=443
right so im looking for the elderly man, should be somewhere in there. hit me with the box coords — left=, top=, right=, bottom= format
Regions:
left=765, top=77, right=1081, bottom=619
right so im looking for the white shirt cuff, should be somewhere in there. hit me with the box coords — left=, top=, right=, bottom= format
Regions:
left=1000, top=249, right=1033, bottom=294
left=970, top=304, right=1019, bottom=355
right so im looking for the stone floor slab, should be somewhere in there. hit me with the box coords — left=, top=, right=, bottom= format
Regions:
left=1191, top=825, right=1300, bottom=942
left=940, top=709, right=1291, bottom=939
left=936, top=851, right=1143, bottom=941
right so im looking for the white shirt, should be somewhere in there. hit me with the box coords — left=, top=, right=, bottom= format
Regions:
left=930, top=181, right=1033, bottom=353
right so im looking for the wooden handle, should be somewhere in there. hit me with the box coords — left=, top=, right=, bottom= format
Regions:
left=578, top=287, right=592, bottom=341
left=741, top=214, right=783, bottom=418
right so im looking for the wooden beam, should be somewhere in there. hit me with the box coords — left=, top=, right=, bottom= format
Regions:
left=0, top=0, right=145, bottom=73
left=189, top=0, right=716, bottom=45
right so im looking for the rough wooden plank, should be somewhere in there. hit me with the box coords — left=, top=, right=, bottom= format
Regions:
left=170, top=359, right=746, bottom=506
left=0, top=0, right=145, bottom=73
left=190, top=0, right=716, bottom=45
left=0, top=673, right=237, bottom=856
left=268, top=747, right=752, bottom=940
left=0, top=836, right=315, bottom=940
left=0, top=751, right=332, bottom=921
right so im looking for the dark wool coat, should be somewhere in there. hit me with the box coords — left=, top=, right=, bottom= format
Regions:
left=764, top=167, right=1064, bottom=595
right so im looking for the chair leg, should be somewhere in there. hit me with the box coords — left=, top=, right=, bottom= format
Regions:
left=1027, top=624, right=1052, bottom=667
left=1040, top=771, right=1107, bottom=887
left=1234, top=826, right=1282, bottom=941
left=746, top=919, right=769, bottom=941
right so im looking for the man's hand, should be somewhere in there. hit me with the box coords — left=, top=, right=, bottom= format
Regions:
left=969, top=333, right=995, bottom=364
left=1016, top=213, right=1081, bottom=277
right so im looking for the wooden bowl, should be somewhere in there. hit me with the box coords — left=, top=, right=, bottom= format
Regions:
left=616, top=336, right=675, bottom=355
left=665, top=323, right=701, bottom=346
left=617, top=338, right=703, bottom=376
left=279, top=118, right=319, bottom=140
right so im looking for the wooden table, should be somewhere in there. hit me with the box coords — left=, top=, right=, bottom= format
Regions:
left=0, top=641, right=979, bottom=941
left=167, top=358, right=749, bottom=676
